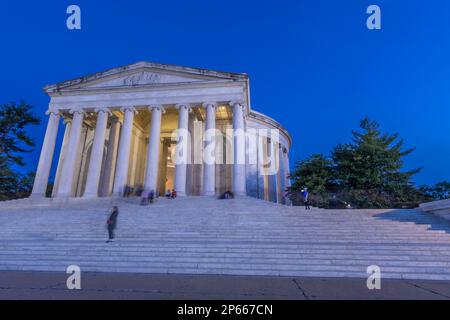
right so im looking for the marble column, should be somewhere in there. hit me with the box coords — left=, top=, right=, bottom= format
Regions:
left=31, top=110, right=61, bottom=197
left=202, top=102, right=216, bottom=196
left=113, top=107, right=136, bottom=196
left=57, top=109, right=85, bottom=197
left=144, top=105, right=164, bottom=194
left=83, top=108, right=110, bottom=198
left=185, top=113, right=195, bottom=196
left=268, top=138, right=277, bottom=202
left=130, top=131, right=143, bottom=187
left=99, top=117, right=121, bottom=196
left=278, top=144, right=286, bottom=204
left=174, top=104, right=190, bottom=196
left=285, top=149, right=292, bottom=205
left=52, top=118, right=72, bottom=197
left=231, top=101, right=247, bottom=196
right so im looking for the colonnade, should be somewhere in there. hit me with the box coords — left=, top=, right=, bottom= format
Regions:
left=31, top=102, right=248, bottom=198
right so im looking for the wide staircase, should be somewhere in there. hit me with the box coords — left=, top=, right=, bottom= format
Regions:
left=1, top=196, right=450, bottom=280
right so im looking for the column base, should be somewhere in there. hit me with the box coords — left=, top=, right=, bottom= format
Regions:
left=54, top=193, right=71, bottom=199
left=202, top=191, right=216, bottom=196
left=29, top=193, right=46, bottom=199
left=82, top=193, right=99, bottom=199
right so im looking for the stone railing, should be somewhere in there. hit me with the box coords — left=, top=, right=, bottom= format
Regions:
left=419, top=199, right=450, bottom=221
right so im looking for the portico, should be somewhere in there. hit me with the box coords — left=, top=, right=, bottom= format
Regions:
left=31, top=62, right=292, bottom=203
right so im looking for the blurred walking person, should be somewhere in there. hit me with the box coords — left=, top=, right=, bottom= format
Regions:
left=106, top=206, right=119, bottom=243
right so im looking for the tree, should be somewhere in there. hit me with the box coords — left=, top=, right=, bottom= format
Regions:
left=290, top=117, right=424, bottom=208
left=330, top=117, right=421, bottom=208
left=0, top=156, right=19, bottom=201
left=289, top=154, right=339, bottom=207
left=333, top=117, right=420, bottom=192
left=0, top=101, right=40, bottom=166
left=0, top=101, right=40, bottom=200
left=420, top=181, right=450, bottom=201
left=290, top=154, right=335, bottom=194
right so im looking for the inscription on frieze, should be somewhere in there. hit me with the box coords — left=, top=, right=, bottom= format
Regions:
left=123, top=72, right=162, bottom=85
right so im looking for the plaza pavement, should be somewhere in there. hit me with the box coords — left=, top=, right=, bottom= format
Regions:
left=0, top=271, right=449, bottom=300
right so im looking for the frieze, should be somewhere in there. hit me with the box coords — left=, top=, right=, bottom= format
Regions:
left=123, top=72, right=161, bottom=86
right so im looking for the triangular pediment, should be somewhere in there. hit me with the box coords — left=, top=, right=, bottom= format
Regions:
left=45, top=61, right=247, bottom=92
left=85, top=70, right=205, bottom=88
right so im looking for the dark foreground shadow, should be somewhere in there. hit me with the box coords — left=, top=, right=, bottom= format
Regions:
left=373, top=209, right=450, bottom=234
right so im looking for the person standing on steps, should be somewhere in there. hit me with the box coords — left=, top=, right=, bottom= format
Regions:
left=149, top=190, right=155, bottom=203
left=106, top=206, right=119, bottom=243
left=302, top=188, right=310, bottom=210
left=140, top=190, right=149, bottom=205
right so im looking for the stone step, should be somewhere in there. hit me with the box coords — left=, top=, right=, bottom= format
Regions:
left=2, top=252, right=450, bottom=267
left=3, top=246, right=450, bottom=259
left=1, top=238, right=450, bottom=245
left=1, top=229, right=445, bottom=233
left=1, top=195, right=450, bottom=280
left=2, top=263, right=448, bottom=280
left=1, top=259, right=450, bottom=279
left=2, top=263, right=448, bottom=281
left=3, top=239, right=450, bottom=249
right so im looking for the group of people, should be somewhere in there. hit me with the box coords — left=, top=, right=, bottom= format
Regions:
left=139, top=190, right=155, bottom=205
left=165, top=189, right=177, bottom=199
left=139, top=188, right=177, bottom=204
left=219, top=191, right=235, bottom=199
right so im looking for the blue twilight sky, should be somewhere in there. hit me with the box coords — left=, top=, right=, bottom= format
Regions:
left=0, top=0, right=449, bottom=185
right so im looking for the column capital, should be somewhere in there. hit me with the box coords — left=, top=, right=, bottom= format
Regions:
left=108, top=116, right=121, bottom=126
left=69, top=109, right=86, bottom=116
left=202, top=102, right=217, bottom=109
left=120, top=106, right=138, bottom=114
left=175, top=104, right=193, bottom=112
left=229, top=101, right=246, bottom=109
left=148, top=105, right=166, bottom=114
left=62, top=116, right=72, bottom=125
left=45, top=109, right=60, bottom=116
left=48, top=103, right=64, bottom=111
left=94, top=107, right=113, bottom=116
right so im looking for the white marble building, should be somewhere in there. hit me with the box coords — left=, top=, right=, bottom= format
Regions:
left=31, top=62, right=292, bottom=203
